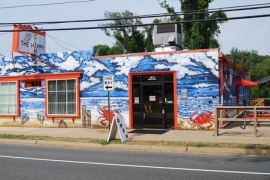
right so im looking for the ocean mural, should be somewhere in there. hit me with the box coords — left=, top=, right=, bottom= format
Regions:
left=0, top=49, right=220, bottom=129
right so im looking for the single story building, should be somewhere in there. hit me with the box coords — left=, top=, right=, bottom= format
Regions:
left=0, top=48, right=255, bottom=130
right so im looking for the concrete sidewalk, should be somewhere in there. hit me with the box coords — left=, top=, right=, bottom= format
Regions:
left=0, top=125, right=270, bottom=156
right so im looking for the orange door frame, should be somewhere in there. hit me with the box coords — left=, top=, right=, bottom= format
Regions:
left=128, top=71, right=178, bottom=130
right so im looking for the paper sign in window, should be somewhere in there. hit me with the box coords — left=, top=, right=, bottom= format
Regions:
left=149, top=96, right=156, bottom=101
left=134, top=97, right=139, bottom=104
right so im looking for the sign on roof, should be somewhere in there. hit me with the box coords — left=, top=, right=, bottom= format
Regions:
left=12, top=25, right=46, bottom=54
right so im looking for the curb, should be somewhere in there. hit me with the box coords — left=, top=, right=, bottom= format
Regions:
left=0, top=139, right=37, bottom=145
left=1, top=139, right=270, bottom=156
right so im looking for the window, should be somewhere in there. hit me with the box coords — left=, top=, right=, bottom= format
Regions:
left=0, top=82, right=17, bottom=114
left=25, top=80, right=42, bottom=88
left=47, top=79, right=76, bottom=115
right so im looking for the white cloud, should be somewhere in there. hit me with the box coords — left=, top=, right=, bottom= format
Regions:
left=111, top=56, right=142, bottom=76
left=53, top=55, right=79, bottom=71
left=192, top=83, right=218, bottom=88
left=82, top=60, right=110, bottom=77
left=80, top=77, right=101, bottom=91
left=114, top=81, right=128, bottom=90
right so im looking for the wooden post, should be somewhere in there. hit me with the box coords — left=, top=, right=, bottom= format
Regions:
left=86, top=110, right=91, bottom=128
left=219, top=108, right=224, bottom=128
left=254, top=106, right=257, bottom=138
left=82, top=105, right=86, bottom=128
left=214, top=107, right=219, bottom=136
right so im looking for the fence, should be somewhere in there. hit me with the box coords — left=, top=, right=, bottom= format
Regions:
left=214, top=106, right=270, bottom=137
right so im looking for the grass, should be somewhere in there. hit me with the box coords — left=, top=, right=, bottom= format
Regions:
left=1, top=133, right=270, bottom=150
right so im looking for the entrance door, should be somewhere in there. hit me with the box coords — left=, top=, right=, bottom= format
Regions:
left=142, top=84, right=165, bottom=129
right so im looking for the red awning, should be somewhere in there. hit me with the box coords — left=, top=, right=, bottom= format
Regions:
left=236, top=78, right=258, bottom=86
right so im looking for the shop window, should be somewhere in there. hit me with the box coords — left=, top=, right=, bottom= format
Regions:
left=47, top=79, right=77, bottom=115
left=25, top=80, right=42, bottom=88
left=0, top=82, right=17, bottom=115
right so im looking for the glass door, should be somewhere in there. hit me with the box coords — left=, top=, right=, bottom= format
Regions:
left=142, top=83, right=165, bottom=129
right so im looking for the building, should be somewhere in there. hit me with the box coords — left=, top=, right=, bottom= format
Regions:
left=0, top=48, right=256, bottom=129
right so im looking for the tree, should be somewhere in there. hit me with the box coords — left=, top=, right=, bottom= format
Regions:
left=109, top=44, right=125, bottom=55
left=93, top=44, right=125, bottom=56
left=93, top=44, right=110, bottom=56
left=226, top=48, right=270, bottom=98
left=99, top=10, right=146, bottom=53
left=181, top=0, right=227, bottom=49
left=159, top=0, right=227, bottom=49
left=226, top=47, right=263, bottom=73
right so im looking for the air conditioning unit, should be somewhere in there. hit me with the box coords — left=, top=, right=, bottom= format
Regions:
left=153, top=23, right=183, bottom=52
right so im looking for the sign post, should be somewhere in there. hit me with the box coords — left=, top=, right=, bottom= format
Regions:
left=103, top=75, right=115, bottom=130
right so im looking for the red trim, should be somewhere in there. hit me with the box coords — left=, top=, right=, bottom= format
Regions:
left=12, top=26, right=19, bottom=52
left=128, top=74, right=133, bottom=129
left=0, top=80, right=20, bottom=117
left=44, top=74, right=81, bottom=118
left=219, top=54, right=249, bottom=75
left=219, top=57, right=224, bottom=96
left=236, top=78, right=258, bottom=86
left=72, top=117, right=75, bottom=123
left=173, top=72, right=178, bottom=130
left=0, top=72, right=82, bottom=81
left=13, top=24, right=46, bottom=36
left=95, top=48, right=219, bottom=58
left=0, top=72, right=81, bottom=118
left=17, top=80, right=20, bottom=117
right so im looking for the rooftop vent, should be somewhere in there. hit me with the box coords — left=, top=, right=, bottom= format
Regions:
left=153, top=23, right=183, bottom=52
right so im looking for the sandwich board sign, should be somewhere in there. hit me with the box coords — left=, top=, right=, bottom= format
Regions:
left=103, top=75, right=114, bottom=91
left=107, top=113, right=129, bottom=143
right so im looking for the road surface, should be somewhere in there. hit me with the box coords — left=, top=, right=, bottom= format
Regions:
left=0, top=143, right=269, bottom=180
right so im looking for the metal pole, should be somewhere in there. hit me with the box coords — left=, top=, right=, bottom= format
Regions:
left=108, top=91, right=111, bottom=131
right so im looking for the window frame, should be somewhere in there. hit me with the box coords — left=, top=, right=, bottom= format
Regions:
left=45, top=73, right=81, bottom=118
left=0, top=80, right=20, bottom=117
left=25, top=80, right=42, bottom=88
left=0, top=72, right=81, bottom=118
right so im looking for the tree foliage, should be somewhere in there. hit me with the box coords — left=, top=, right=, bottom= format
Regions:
left=99, top=10, right=155, bottom=53
left=93, top=44, right=110, bottom=56
left=226, top=48, right=270, bottom=98
left=93, top=44, right=125, bottom=56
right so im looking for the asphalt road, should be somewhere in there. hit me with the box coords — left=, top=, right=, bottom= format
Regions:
left=0, top=144, right=270, bottom=180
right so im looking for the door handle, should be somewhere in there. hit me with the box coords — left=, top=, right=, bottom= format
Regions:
left=143, top=113, right=145, bottom=119
left=162, top=109, right=165, bottom=114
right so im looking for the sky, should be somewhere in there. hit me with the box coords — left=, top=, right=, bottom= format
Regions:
left=0, top=0, right=269, bottom=58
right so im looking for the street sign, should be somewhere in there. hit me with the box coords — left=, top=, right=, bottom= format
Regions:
left=103, top=75, right=114, bottom=91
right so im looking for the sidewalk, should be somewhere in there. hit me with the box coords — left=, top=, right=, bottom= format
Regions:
left=0, top=125, right=270, bottom=156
